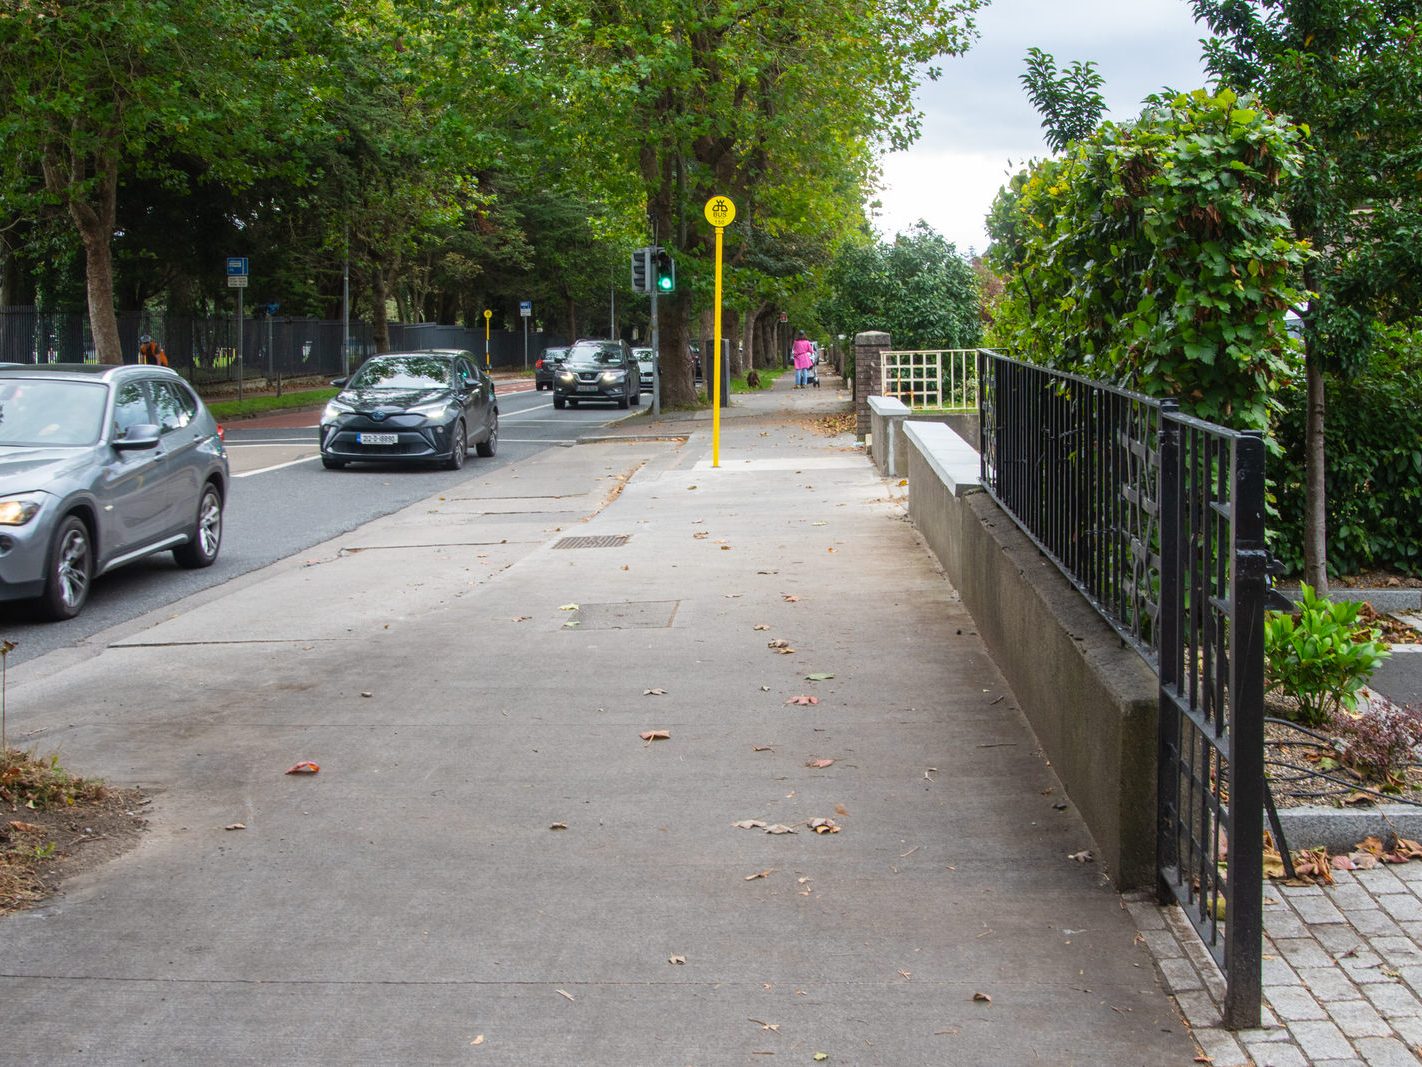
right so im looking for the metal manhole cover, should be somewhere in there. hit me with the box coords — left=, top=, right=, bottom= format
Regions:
left=566, top=601, right=680, bottom=629
left=554, top=534, right=631, bottom=549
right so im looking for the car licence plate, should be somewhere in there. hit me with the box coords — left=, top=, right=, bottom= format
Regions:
left=357, top=432, right=398, bottom=445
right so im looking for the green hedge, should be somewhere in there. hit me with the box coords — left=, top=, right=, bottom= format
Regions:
left=1271, top=363, right=1422, bottom=577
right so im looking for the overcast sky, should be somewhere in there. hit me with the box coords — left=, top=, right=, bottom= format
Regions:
left=873, top=0, right=1215, bottom=255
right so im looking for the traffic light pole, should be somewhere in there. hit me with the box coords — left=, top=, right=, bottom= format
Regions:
left=650, top=274, right=661, bottom=418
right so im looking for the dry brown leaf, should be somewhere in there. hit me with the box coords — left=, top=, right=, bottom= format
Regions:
left=1356, top=835, right=1387, bottom=856
left=753, top=624, right=771, bottom=631
left=285, top=761, right=320, bottom=775
left=774, top=648, right=797, bottom=655
left=8, top=820, right=43, bottom=833
left=764, top=824, right=798, bottom=835
left=643, top=688, right=667, bottom=696
left=693, top=531, right=709, bottom=540
left=785, top=695, right=820, bottom=706
left=224, top=823, right=246, bottom=831
left=550, top=822, right=568, bottom=830
left=470, top=1035, right=485, bottom=1046
left=782, top=594, right=800, bottom=603
left=972, top=992, right=992, bottom=1003
left=767, top=639, right=791, bottom=649
left=732, top=820, right=768, bottom=830
left=720, top=545, right=732, bottom=551
left=806, top=758, right=835, bottom=769
left=752, top=745, right=774, bottom=752
left=898, top=970, right=912, bottom=980
left=511, top=615, right=531, bottom=622
left=809, top=818, right=841, bottom=834
left=834, top=803, right=849, bottom=816
left=640, top=730, right=671, bottom=742
left=668, top=955, right=687, bottom=965
left=745, top=869, right=774, bottom=880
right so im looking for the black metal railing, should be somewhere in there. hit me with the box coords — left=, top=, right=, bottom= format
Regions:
left=979, top=349, right=1266, bottom=1029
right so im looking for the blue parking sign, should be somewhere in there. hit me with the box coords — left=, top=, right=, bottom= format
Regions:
left=226, top=257, right=249, bottom=276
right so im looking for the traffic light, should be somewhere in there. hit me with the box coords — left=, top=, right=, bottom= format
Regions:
left=655, top=250, right=675, bottom=293
left=631, top=247, right=652, bottom=293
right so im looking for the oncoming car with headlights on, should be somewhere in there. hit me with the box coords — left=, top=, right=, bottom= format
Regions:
left=319, top=350, right=498, bottom=470
left=0, top=363, right=229, bottom=620
left=551, top=339, right=640, bottom=410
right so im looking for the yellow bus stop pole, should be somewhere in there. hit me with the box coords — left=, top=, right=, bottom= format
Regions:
left=704, top=196, right=735, bottom=468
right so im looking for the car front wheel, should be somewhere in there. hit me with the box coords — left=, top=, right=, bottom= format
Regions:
left=443, top=420, right=467, bottom=470
left=476, top=410, right=498, bottom=457
left=40, top=515, right=93, bottom=620
left=554, top=395, right=566, bottom=409
left=173, top=483, right=224, bottom=568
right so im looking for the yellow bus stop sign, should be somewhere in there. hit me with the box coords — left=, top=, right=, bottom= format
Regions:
left=704, top=196, right=736, bottom=229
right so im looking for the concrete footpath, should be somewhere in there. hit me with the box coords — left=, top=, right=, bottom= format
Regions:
left=1, top=373, right=1223, bottom=1064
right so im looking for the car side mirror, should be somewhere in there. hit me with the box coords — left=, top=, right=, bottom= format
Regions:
left=331, top=376, right=348, bottom=388
left=113, top=423, right=161, bottom=450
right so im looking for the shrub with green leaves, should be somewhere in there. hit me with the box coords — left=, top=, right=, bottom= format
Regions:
left=1265, top=584, right=1391, bottom=728
left=986, top=88, right=1310, bottom=431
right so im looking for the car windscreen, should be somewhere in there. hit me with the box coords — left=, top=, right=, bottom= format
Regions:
left=0, top=379, right=108, bottom=447
left=567, top=344, right=625, bottom=366
left=349, top=356, right=452, bottom=390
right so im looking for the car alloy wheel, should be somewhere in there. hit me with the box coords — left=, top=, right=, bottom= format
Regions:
left=174, top=484, right=223, bottom=568
left=42, top=515, right=93, bottom=620
left=476, top=410, right=498, bottom=457
left=444, top=420, right=467, bottom=470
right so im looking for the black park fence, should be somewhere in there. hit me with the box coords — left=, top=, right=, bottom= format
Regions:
left=977, top=349, right=1268, bottom=1029
left=0, top=307, right=563, bottom=387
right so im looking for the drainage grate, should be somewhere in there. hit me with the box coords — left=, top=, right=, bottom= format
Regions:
left=553, top=534, right=631, bottom=549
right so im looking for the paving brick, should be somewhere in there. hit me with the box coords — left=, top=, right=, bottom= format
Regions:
left=1294, top=895, right=1349, bottom=924
left=1326, top=998, right=1392, bottom=1039
left=1265, top=912, right=1313, bottom=939
left=1276, top=937, right=1343, bottom=969
left=1329, top=885, right=1380, bottom=911
left=1263, top=955, right=1304, bottom=986
left=1401, top=921, right=1422, bottom=942
left=1377, top=894, right=1422, bottom=923
left=1389, top=1013, right=1422, bottom=1045
left=1308, top=1059, right=1365, bottom=1067
left=1242, top=1040, right=1308, bottom=1067
left=1282, top=883, right=1327, bottom=898
left=1314, top=925, right=1370, bottom=956
left=1360, top=868, right=1410, bottom=896
left=1126, top=900, right=1168, bottom=930
left=1360, top=980, right=1422, bottom=1019
left=1173, top=989, right=1222, bottom=1029
left=1340, top=951, right=1398, bottom=985
left=1139, top=928, right=1185, bottom=958
left=1297, top=965, right=1369, bottom=1002
left=1192, top=1027, right=1249, bottom=1067
left=1352, top=1036, right=1422, bottom=1066
left=1157, top=956, right=1204, bottom=993
left=1290, top=1019, right=1356, bottom=1060
left=1369, top=936, right=1422, bottom=965
left=1266, top=984, right=1328, bottom=1021
left=1347, top=909, right=1407, bottom=938
left=1393, top=862, right=1422, bottom=883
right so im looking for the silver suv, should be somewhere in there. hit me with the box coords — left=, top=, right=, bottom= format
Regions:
left=0, top=364, right=229, bottom=619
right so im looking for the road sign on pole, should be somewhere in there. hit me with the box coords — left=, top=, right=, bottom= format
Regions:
left=703, top=196, right=736, bottom=468
left=483, top=309, right=492, bottom=368
left=520, top=301, right=531, bottom=369
left=226, top=256, right=249, bottom=276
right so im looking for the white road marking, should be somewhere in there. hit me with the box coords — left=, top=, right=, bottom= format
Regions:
left=233, top=455, right=322, bottom=478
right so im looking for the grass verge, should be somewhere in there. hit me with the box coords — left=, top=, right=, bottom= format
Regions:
left=207, top=388, right=338, bottom=421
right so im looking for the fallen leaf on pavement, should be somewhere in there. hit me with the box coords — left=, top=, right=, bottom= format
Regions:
left=720, top=545, right=732, bottom=551
left=550, top=822, right=568, bottom=830
left=764, top=824, right=798, bottom=835
left=898, top=970, right=912, bottom=980
left=811, top=521, right=828, bottom=527
left=668, top=955, right=686, bottom=965
left=752, top=745, right=774, bottom=752
left=556, top=989, right=575, bottom=1002
left=558, top=603, right=578, bottom=611
left=693, top=531, right=709, bottom=540
left=1067, top=850, right=1094, bottom=863
left=785, top=695, right=819, bottom=706
left=732, top=820, right=768, bottom=830
left=805, top=673, right=834, bottom=681
left=745, top=869, right=774, bottom=880
left=749, top=1019, right=780, bottom=1032
left=470, top=1035, right=484, bottom=1046
left=224, top=823, right=246, bottom=831
left=8, top=821, right=42, bottom=833
left=640, top=730, right=671, bottom=742
left=767, top=639, right=791, bottom=649
left=814, top=1054, right=829, bottom=1062
left=972, top=992, right=992, bottom=1003
left=834, top=804, right=849, bottom=816
left=806, top=758, right=835, bottom=769
left=360, top=691, right=373, bottom=698
left=782, top=594, right=800, bottom=602
left=809, top=818, right=841, bottom=834
left=511, top=615, right=531, bottom=622
left=644, top=688, right=667, bottom=696
left=753, top=624, right=771, bottom=631
left=285, top=761, right=320, bottom=775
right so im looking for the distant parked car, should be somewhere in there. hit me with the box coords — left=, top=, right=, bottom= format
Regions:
left=632, top=347, right=656, bottom=392
left=534, top=346, right=569, bottom=391
left=0, top=363, right=229, bottom=620
left=552, top=339, right=640, bottom=410
left=319, top=349, right=498, bottom=470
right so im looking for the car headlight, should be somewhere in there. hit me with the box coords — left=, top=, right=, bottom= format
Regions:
left=0, top=494, right=45, bottom=526
left=600, top=371, right=626, bottom=384
left=556, top=369, right=576, bottom=381
left=407, top=399, right=450, bottom=418
left=321, top=397, right=354, bottom=422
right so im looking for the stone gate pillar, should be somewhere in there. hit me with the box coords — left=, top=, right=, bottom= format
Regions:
left=854, top=330, right=890, bottom=439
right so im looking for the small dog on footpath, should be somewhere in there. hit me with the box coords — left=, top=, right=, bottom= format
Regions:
left=746, top=369, right=761, bottom=388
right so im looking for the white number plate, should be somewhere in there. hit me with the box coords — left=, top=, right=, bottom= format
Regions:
left=357, top=432, right=398, bottom=445
left=577, top=384, right=600, bottom=393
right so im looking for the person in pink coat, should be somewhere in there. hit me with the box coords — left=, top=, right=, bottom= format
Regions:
left=791, top=331, right=814, bottom=388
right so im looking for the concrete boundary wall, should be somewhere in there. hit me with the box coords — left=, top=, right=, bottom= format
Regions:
left=904, top=424, right=1159, bottom=889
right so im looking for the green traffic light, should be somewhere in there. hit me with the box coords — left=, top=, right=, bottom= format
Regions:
left=658, top=275, right=673, bottom=291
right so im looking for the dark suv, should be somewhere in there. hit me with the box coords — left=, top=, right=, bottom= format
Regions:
left=534, top=346, right=568, bottom=391
left=552, top=339, right=640, bottom=409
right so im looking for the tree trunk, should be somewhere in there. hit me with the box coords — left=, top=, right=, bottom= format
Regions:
left=371, top=261, right=390, bottom=353
left=659, top=288, right=697, bottom=407
left=1303, top=355, right=1328, bottom=592
left=43, top=147, right=122, bottom=363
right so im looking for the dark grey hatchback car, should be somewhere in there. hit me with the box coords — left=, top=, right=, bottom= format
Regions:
left=319, top=350, right=498, bottom=470
left=552, top=339, right=640, bottom=409
left=0, top=363, right=229, bottom=620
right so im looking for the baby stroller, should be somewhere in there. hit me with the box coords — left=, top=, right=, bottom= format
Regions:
left=804, top=356, right=820, bottom=388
